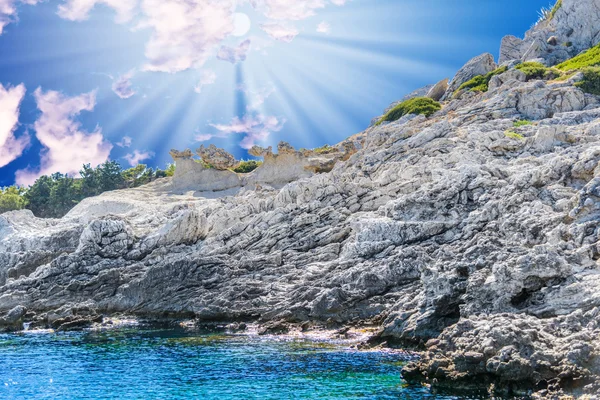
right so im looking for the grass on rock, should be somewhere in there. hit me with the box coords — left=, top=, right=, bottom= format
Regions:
left=455, top=66, right=508, bottom=95
left=513, top=120, right=532, bottom=127
left=574, top=67, right=600, bottom=96
left=505, top=131, right=525, bottom=140
left=515, top=62, right=554, bottom=80
left=556, top=44, right=600, bottom=71
left=376, top=97, right=441, bottom=125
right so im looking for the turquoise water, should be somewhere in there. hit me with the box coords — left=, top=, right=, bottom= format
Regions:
left=1, top=327, right=487, bottom=399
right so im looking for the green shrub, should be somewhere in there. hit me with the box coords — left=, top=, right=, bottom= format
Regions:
left=564, top=42, right=573, bottom=48
left=456, top=66, right=508, bottom=94
left=556, top=44, right=600, bottom=71
left=574, top=67, right=600, bottom=95
left=513, top=120, right=532, bottom=127
left=232, top=160, right=263, bottom=173
left=516, top=62, right=550, bottom=80
left=376, top=97, right=441, bottom=125
left=505, top=131, right=525, bottom=140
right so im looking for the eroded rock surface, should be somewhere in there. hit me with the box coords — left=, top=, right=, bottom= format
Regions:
left=3, top=4, right=600, bottom=398
left=499, top=0, right=600, bottom=65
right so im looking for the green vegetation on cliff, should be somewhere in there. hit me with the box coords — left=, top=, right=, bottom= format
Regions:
left=516, top=62, right=555, bottom=80
left=513, top=120, right=533, bottom=127
left=574, top=67, right=600, bottom=95
left=377, top=97, right=441, bottom=125
left=456, top=66, right=508, bottom=94
left=556, top=44, right=600, bottom=71
left=0, top=161, right=175, bottom=218
left=232, top=160, right=263, bottom=173
left=550, top=0, right=562, bottom=19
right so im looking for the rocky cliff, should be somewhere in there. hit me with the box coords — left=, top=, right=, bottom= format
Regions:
left=2, top=0, right=600, bottom=397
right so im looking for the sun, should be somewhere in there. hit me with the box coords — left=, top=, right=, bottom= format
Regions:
left=232, top=13, right=252, bottom=37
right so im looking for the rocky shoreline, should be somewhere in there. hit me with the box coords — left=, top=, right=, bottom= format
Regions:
left=3, top=0, right=600, bottom=397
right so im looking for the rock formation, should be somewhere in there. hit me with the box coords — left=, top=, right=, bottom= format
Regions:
left=441, top=53, right=497, bottom=100
left=499, top=0, right=600, bottom=65
left=2, top=2, right=600, bottom=398
left=197, top=144, right=238, bottom=170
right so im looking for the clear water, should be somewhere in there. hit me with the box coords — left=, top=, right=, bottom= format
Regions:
left=0, top=327, right=489, bottom=399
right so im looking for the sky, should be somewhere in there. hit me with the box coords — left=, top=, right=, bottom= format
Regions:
left=0, top=0, right=551, bottom=187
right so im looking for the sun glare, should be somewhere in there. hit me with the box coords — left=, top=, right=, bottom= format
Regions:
left=232, top=13, right=251, bottom=37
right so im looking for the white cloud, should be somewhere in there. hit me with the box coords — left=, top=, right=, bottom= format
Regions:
left=2, top=0, right=350, bottom=70
left=116, top=135, right=132, bottom=147
left=194, top=69, right=217, bottom=93
left=259, top=22, right=298, bottom=43
left=239, top=85, right=275, bottom=110
left=123, top=149, right=154, bottom=166
left=194, top=133, right=213, bottom=142
left=34, top=0, right=349, bottom=71
left=112, top=70, right=136, bottom=99
left=57, top=0, right=137, bottom=23
left=0, top=0, right=40, bottom=35
left=216, top=39, right=251, bottom=64
left=316, top=21, right=330, bottom=34
left=0, top=83, right=29, bottom=168
left=15, top=88, right=112, bottom=186
left=257, top=0, right=325, bottom=20
left=139, top=0, right=236, bottom=73
left=209, top=113, right=285, bottom=149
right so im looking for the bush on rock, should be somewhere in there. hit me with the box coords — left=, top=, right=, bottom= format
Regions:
left=376, top=97, right=441, bottom=125
left=574, top=67, right=600, bottom=95
left=232, top=160, right=263, bottom=174
left=556, top=43, right=600, bottom=71
left=455, top=66, right=508, bottom=94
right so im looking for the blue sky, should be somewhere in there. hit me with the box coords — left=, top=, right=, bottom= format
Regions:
left=0, top=0, right=549, bottom=186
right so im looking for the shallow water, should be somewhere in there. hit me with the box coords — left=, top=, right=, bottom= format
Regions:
left=1, top=327, right=491, bottom=399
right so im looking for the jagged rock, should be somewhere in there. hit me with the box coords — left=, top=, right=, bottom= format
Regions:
left=5, top=5, right=600, bottom=398
left=277, top=142, right=296, bottom=155
left=426, top=78, right=449, bottom=101
left=442, top=53, right=497, bottom=101
left=169, top=149, right=194, bottom=159
left=249, top=145, right=273, bottom=158
left=0, top=305, right=26, bottom=332
left=499, top=35, right=525, bottom=64
left=515, top=81, right=586, bottom=119
left=197, top=145, right=237, bottom=170
left=522, top=38, right=546, bottom=62
left=488, top=69, right=526, bottom=91
left=500, top=0, right=600, bottom=65
left=169, top=150, right=242, bottom=192
left=77, top=218, right=134, bottom=258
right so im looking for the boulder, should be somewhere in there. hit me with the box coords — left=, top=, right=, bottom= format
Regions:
left=426, top=78, right=449, bottom=101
